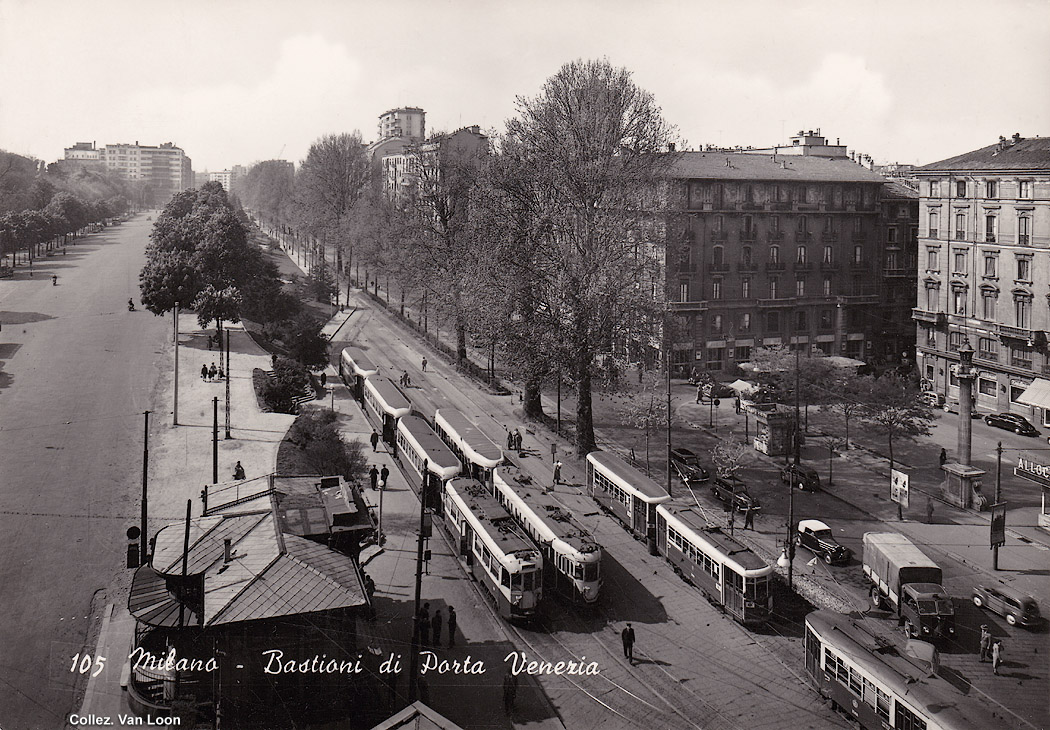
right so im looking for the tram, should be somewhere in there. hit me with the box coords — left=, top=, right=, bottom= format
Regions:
left=656, top=502, right=772, bottom=624
left=362, top=377, right=412, bottom=445
left=492, top=465, right=602, bottom=604
left=586, top=450, right=671, bottom=547
left=339, top=347, right=379, bottom=403
left=434, top=409, right=504, bottom=484
left=804, top=610, right=997, bottom=730
left=396, top=415, right=461, bottom=512
left=442, top=477, right=542, bottom=620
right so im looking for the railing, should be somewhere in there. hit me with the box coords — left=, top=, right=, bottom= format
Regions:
left=770, top=230, right=785, bottom=241
left=772, top=202, right=792, bottom=211
left=997, top=323, right=1033, bottom=340
left=882, top=268, right=912, bottom=277
left=819, top=260, right=838, bottom=271
left=912, top=308, right=944, bottom=325
left=711, top=230, right=728, bottom=241
left=985, top=233, right=996, bottom=243
left=740, top=230, right=757, bottom=241
left=1019, top=234, right=1030, bottom=245
left=821, top=231, right=837, bottom=242
left=928, top=229, right=938, bottom=239
left=793, top=261, right=812, bottom=271
left=737, top=261, right=757, bottom=272
left=709, top=262, right=730, bottom=272
left=669, top=300, right=708, bottom=311
left=741, top=202, right=763, bottom=211
left=765, top=261, right=785, bottom=271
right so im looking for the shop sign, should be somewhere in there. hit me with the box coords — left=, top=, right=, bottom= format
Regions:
left=1015, top=455, right=1050, bottom=488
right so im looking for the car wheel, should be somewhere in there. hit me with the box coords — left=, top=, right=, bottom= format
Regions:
left=972, top=595, right=983, bottom=608
left=1016, top=428, right=1024, bottom=434
left=1006, top=614, right=1017, bottom=626
left=984, top=416, right=993, bottom=425
left=904, top=620, right=919, bottom=639
left=871, top=587, right=884, bottom=609
left=794, top=535, right=802, bottom=547
left=823, top=552, right=834, bottom=565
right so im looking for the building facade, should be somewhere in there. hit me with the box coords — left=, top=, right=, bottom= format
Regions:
left=875, top=181, right=919, bottom=364
left=377, top=107, right=426, bottom=143
left=665, top=148, right=892, bottom=375
left=63, top=140, right=194, bottom=205
left=911, top=135, right=1050, bottom=425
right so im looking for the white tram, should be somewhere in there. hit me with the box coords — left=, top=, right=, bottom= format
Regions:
left=362, top=377, right=412, bottom=446
left=396, top=415, right=461, bottom=512
left=586, top=450, right=670, bottom=549
left=656, top=502, right=772, bottom=625
left=492, top=466, right=602, bottom=604
left=434, top=409, right=503, bottom=484
left=804, top=611, right=998, bottom=730
left=442, top=477, right=542, bottom=620
left=338, top=347, right=379, bottom=403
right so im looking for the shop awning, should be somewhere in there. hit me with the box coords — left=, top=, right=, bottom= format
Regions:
left=1017, top=378, right=1050, bottom=410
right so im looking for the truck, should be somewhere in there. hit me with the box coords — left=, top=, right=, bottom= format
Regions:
left=862, top=532, right=955, bottom=642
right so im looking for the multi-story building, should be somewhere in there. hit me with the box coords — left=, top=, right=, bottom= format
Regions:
left=665, top=144, right=891, bottom=374
left=874, top=181, right=919, bottom=364
left=911, top=134, right=1050, bottom=425
left=63, top=141, right=193, bottom=205
left=377, top=107, right=426, bottom=143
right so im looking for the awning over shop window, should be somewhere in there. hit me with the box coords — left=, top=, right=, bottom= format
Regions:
left=1017, top=378, right=1050, bottom=410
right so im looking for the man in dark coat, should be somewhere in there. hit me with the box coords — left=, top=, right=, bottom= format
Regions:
left=447, top=606, right=457, bottom=647
left=622, top=623, right=636, bottom=664
left=380, top=464, right=390, bottom=488
left=369, top=465, right=379, bottom=491
left=370, top=431, right=380, bottom=452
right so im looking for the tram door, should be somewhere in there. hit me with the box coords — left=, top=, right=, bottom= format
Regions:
left=425, top=473, right=443, bottom=514
left=632, top=496, right=647, bottom=535
left=804, top=627, right=820, bottom=676
left=461, top=523, right=474, bottom=572
left=381, top=415, right=396, bottom=445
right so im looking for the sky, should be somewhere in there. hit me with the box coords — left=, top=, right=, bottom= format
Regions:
left=1, top=0, right=1048, bottom=172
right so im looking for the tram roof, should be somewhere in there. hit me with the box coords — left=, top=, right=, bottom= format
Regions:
left=435, top=409, right=503, bottom=468
left=806, top=611, right=999, bottom=730
left=364, top=377, right=412, bottom=417
left=658, top=502, right=771, bottom=575
left=341, top=347, right=379, bottom=377
left=586, top=450, right=671, bottom=502
left=447, top=478, right=537, bottom=559
left=494, top=467, right=600, bottom=554
left=398, top=416, right=461, bottom=477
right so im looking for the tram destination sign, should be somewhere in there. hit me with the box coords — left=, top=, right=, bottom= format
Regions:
left=1014, top=454, right=1050, bottom=488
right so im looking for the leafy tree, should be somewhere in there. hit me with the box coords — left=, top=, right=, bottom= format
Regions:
left=262, top=356, right=311, bottom=413
left=306, top=258, right=338, bottom=303
left=285, top=314, right=330, bottom=371
left=192, top=284, right=242, bottom=330
left=504, top=59, right=678, bottom=454
left=821, top=373, right=875, bottom=447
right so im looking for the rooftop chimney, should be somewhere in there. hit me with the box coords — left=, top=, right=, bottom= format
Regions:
left=223, top=538, right=232, bottom=563
left=668, top=142, right=676, bottom=152
left=1012, top=132, right=1022, bottom=144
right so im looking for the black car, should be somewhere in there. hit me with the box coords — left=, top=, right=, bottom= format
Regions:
left=781, top=463, right=821, bottom=491
left=711, top=476, right=761, bottom=512
left=669, top=447, right=710, bottom=483
left=795, top=520, right=851, bottom=565
left=703, top=382, right=737, bottom=399
left=984, top=412, right=1040, bottom=436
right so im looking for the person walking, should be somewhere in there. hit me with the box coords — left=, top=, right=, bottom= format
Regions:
left=380, top=465, right=390, bottom=489
left=744, top=504, right=756, bottom=531
left=553, top=461, right=562, bottom=485
left=925, top=497, right=935, bottom=524
left=209, top=363, right=218, bottom=381
left=502, top=671, right=518, bottom=713
left=992, top=639, right=1004, bottom=675
left=514, top=430, right=523, bottom=454
left=421, top=356, right=428, bottom=372
left=369, top=465, right=379, bottom=491
left=233, top=461, right=246, bottom=480
left=696, top=384, right=703, bottom=404
left=447, top=606, right=457, bottom=647
left=432, top=609, right=443, bottom=647
left=419, top=604, right=431, bottom=646
left=201, top=364, right=209, bottom=380
left=370, top=431, right=380, bottom=452
left=939, top=448, right=948, bottom=467
left=979, top=625, right=992, bottom=662
left=621, top=623, right=636, bottom=665
left=506, top=429, right=515, bottom=450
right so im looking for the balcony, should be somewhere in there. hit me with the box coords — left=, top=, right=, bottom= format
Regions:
left=757, top=298, right=795, bottom=308
left=819, top=260, right=839, bottom=271
left=793, top=261, right=812, bottom=271
left=1019, top=234, right=1030, bottom=246
left=985, top=233, right=996, bottom=243
left=849, top=260, right=869, bottom=270
left=912, top=308, right=948, bottom=327
left=711, top=230, right=728, bottom=242
left=709, top=262, right=730, bottom=273
left=882, top=267, right=913, bottom=278
left=737, top=261, right=757, bottom=272
left=740, top=229, right=757, bottom=241
left=821, top=231, right=837, bottom=242
left=795, top=231, right=813, bottom=242
left=997, top=323, right=1033, bottom=341
left=741, top=202, right=763, bottom=211
left=772, top=202, right=792, bottom=211
left=765, top=261, right=786, bottom=271
left=851, top=231, right=867, bottom=242
left=669, top=300, right=708, bottom=312
left=770, top=230, right=785, bottom=241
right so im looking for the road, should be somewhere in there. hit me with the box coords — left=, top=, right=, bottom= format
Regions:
left=0, top=218, right=169, bottom=729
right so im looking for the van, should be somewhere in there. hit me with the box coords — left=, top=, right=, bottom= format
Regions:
left=972, top=584, right=1041, bottom=628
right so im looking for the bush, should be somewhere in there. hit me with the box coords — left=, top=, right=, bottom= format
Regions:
left=285, top=408, right=367, bottom=481
left=260, top=356, right=311, bottom=413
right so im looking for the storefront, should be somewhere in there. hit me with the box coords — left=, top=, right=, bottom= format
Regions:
left=1013, top=452, right=1050, bottom=534
left=1017, top=378, right=1050, bottom=428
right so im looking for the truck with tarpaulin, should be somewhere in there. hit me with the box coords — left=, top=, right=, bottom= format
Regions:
left=862, top=532, right=954, bottom=642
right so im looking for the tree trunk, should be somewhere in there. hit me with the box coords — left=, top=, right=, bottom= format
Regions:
left=575, top=360, right=596, bottom=456
left=455, top=312, right=467, bottom=367
left=523, top=378, right=545, bottom=419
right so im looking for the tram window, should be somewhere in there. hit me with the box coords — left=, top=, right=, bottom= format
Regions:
left=895, top=703, right=927, bottom=730
left=523, top=571, right=535, bottom=591
left=573, top=562, right=584, bottom=579
left=584, top=562, right=599, bottom=582
left=726, top=570, right=744, bottom=593
left=875, top=688, right=890, bottom=722
left=847, top=666, right=862, bottom=697
left=511, top=572, right=521, bottom=589
left=746, top=577, right=769, bottom=603
left=501, top=568, right=511, bottom=588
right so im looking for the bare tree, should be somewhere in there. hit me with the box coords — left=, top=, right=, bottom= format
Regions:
left=617, top=371, right=670, bottom=476
left=711, top=441, right=750, bottom=480
left=506, top=58, right=678, bottom=455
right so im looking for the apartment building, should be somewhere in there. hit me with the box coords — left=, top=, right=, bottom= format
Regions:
left=63, top=141, right=193, bottom=205
left=665, top=146, right=891, bottom=374
left=911, top=134, right=1050, bottom=424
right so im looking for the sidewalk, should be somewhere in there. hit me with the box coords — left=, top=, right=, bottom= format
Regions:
left=75, top=317, right=295, bottom=721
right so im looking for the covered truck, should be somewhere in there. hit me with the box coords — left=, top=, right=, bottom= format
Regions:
left=862, top=532, right=955, bottom=641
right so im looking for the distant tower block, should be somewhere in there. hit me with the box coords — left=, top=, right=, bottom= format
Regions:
left=377, top=107, right=426, bottom=143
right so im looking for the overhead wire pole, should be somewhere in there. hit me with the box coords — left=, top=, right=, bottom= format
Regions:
left=212, top=397, right=219, bottom=484
left=408, top=459, right=428, bottom=703
left=173, top=302, right=179, bottom=426
left=225, top=329, right=231, bottom=439
left=993, top=441, right=1002, bottom=570
left=666, top=304, right=673, bottom=498
left=140, top=410, right=151, bottom=565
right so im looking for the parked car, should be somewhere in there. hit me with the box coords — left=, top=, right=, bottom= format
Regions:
left=703, top=382, right=737, bottom=400
left=781, top=463, right=821, bottom=491
left=920, top=391, right=945, bottom=408
left=669, top=447, right=710, bottom=483
left=984, top=412, right=1040, bottom=436
left=795, top=519, right=852, bottom=565
left=972, top=583, right=1042, bottom=628
left=711, top=476, right=761, bottom=512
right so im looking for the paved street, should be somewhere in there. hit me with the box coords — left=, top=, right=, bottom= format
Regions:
left=0, top=218, right=170, bottom=729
